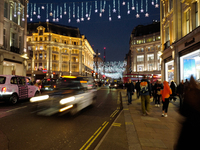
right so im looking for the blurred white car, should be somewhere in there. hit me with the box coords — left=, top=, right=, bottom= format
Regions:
left=30, top=76, right=97, bottom=116
left=0, top=75, right=40, bottom=104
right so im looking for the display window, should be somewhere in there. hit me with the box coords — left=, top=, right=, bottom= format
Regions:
left=180, top=49, right=200, bottom=81
left=165, top=60, right=174, bottom=83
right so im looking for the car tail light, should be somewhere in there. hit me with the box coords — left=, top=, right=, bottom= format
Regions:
left=2, top=87, right=6, bottom=93
left=39, top=85, right=42, bottom=89
left=54, top=85, right=56, bottom=88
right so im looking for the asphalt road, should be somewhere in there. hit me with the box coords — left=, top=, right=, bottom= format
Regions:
left=0, top=87, right=122, bottom=150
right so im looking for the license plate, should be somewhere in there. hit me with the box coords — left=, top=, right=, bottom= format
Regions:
left=44, top=86, right=50, bottom=88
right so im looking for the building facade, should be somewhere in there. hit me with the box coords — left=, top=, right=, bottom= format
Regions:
left=129, top=21, right=161, bottom=76
left=26, top=22, right=94, bottom=80
left=160, top=0, right=200, bottom=84
left=0, top=0, right=29, bottom=76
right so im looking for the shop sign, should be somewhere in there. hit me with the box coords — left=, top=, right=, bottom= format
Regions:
left=185, top=38, right=195, bottom=47
left=42, top=69, right=47, bottom=73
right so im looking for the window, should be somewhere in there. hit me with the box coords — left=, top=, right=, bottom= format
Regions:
left=11, top=33, right=16, bottom=46
left=72, top=65, right=78, bottom=72
left=169, top=0, right=173, bottom=12
left=62, top=64, right=68, bottom=71
left=165, top=27, right=170, bottom=42
left=4, top=1, right=8, bottom=18
left=141, top=48, right=144, bottom=52
left=10, top=77, right=17, bottom=84
left=39, top=53, right=43, bottom=59
left=158, top=63, right=161, bottom=70
left=151, top=47, right=154, bottom=51
left=35, top=63, right=37, bottom=71
left=44, top=63, right=47, bottom=69
left=195, top=2, right=198, bottom=28
left=147, top=54, right=154, bottom=61
left=157, top=54, right=160, bottom=60
left=52, top=63, right=58, bottom=71
left=156, top=36, right=160, bottom=41
left=39, top=37, right=43, bottom=41
left=18, top=77, right=26, bottom=85
left=40, top=46, right=43, bottom=50
left=28, top=63, right=31, bottom=71
left=148, top=47, right=150, bottom=51
left=45, top=37, right=47, bottom=41
left=44, top=53, right=46, bottom=59
left=72, top=57, right=77, bottom=62
left=147, top=63, right=154, bottom=71
left=186, top=10, right=190, bottom=34
left=137, top=55, right=144, bottom=62
left=137, top=65, right=144, bottom=71
left=3, top=29, right=6, bottom=48
left=19, top=36, right=21, bottom=50
left=28, top=38, right=31, bottom=42
left=35, top=37, right=38, bottom=41
left=39, top=63, right=43, bottom=70
left=35, top=54, right=37, bottom=60
left=146, top=38, right=153, bottom=43
left=62, top=56, right=68, bottom=61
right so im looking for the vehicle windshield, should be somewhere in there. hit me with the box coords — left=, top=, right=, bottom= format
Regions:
left=42, top=79, right=58, bottom=85
left=55, top=78, right=83, bottom=90
left=0, top=77, right=6, bottom=84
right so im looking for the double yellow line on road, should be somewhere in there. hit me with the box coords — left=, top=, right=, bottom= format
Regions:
left=80, top=121, right=109, bottom=150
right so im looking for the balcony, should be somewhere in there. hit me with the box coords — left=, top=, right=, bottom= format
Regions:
left=164, top=41, right=170, bottom=50
left=10, top=46, right=20, bottom=54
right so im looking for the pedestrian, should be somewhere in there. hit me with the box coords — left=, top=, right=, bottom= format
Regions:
left=154, top=80, right=163, bottom=107
left=135, top=80, right=140, bottom=99
left=139, top=75, right=152, bottom=115
left=126, top=79, right=135, bottom=105
left=177, top=80, right=184, bottom=109
left=170, top=81, right=177, bottom=101
left=160, top=81, right=172, bottom=117
left=175, top=76, right=200, bottom=150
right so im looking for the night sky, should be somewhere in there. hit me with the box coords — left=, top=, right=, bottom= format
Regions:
left=28, top=0, right=160, bottom=61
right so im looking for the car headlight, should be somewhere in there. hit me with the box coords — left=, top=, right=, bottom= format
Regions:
left=109, top=84, right=110, bottom=86
left=114, top=84, right=117, bottom=86
left=30, top=95, right=49, bottom=102
left=60, top=96, right=75, bottom=105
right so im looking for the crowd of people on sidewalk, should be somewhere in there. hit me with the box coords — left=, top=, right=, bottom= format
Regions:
left=125, top=75, right=200, bottom=149
left=125, top=75, right=190, bottom=117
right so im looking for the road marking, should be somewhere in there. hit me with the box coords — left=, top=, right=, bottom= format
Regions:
left=80, top=121, right=109, bottom=150
left=6, top=106, right=27, bottom=113
left=125, top=122, right=133, bottom=125
left=112, top=123, right=121, bottom=127
left=84, top=122, right=109, bottom=150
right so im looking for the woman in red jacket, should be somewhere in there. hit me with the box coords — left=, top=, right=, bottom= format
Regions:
left=160, top=81, right=172, bottom=117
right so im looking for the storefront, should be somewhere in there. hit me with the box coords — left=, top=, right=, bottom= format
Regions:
left=164, top=56, right=174, bottom=83
left=180, top=49, right=200, bottom=82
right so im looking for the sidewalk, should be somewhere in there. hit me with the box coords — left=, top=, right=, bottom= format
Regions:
left=121, top=90, right=184, bottom=150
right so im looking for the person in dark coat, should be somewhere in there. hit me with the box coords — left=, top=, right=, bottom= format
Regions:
left=154, top=80, right=163, bottom=107
left=177, top=80, right=184, bottom=109
left=126, top=79, right=135, bottom=105
left=135, top=80, right=140, bottom=99
left=170, top=81, right=177, bottom=101
left=175, top=76, right=200, bottom=150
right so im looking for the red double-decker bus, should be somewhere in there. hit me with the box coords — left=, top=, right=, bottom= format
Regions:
left=123, top=74, right=161, bottom=83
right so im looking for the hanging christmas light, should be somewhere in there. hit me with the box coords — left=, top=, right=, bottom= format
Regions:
left=18, top=3, right=21, bottom=15
left=68, top=5, right=71, bottom=23
left=14, top=2, right=17, bottom=17
left=77, top=5, right=80, bottom=22
left=86, top=2, right=88, bottom=17
left=102, top=1, right=106, bottom=12
left=46, top=4, right=49, bottom=22
left=113, top=0, right=116, bottom=13
left=60, top=6, right=62, bottom=18
left=30, top=3, right=33, bottom=21
left=88, top=4, right=92, bottom=20
left=50, top=4, right=53, bottom=16
left=33, top=3, right=36, bottom=15
left=99, top=0, right=102, bottom=17
left=22, top=7, right=25, bottom=21
left=155, top=0, right=159, bottom=8
left=37, top=7, right=40, bottom=19
left=56, top=5, right=59, bottom=22
left=64, top=3, right=67, bottom=14
left=132, top=0, right=135, bottom=10
left=109, top=4, right=111, bottom=21
left=145, top=0, right=149, bottom=17
left=73, top=2, right=75, bottom=18
left=152, top=0, right=154, bottom=5
left=141, top=0, right=144, bottom=12
left=81, top=2, right=84, bottom=21
left=118, top=0, right=121, bottom=19
left=95, top=1, right=98, bottom=13
left=127, top=2, right=130, bottom=14
left=122, top=1, right=126, bottom=6
left=27, top=3, right=29, bottom=18
left=53, top=10, right=55, bottom=22
left=41, top=6, right=45, bottom=9
left=136, top=1, right=139, bottom=18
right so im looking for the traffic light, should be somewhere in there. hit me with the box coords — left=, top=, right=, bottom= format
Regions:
left=95, top=73, right=98, bottom=78
left=91, top=70, right=94, bottom=77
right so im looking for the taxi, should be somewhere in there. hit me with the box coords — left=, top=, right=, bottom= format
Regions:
left=0, top=75, right=40, bottom=104
left=30, top=76, right=97, bottom=116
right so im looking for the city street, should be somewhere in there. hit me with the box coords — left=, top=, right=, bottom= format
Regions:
left=0, top=87, right=122, bottom=150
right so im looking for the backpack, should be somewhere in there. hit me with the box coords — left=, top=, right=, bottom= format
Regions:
left=140, top=81, right=149, bottom=94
